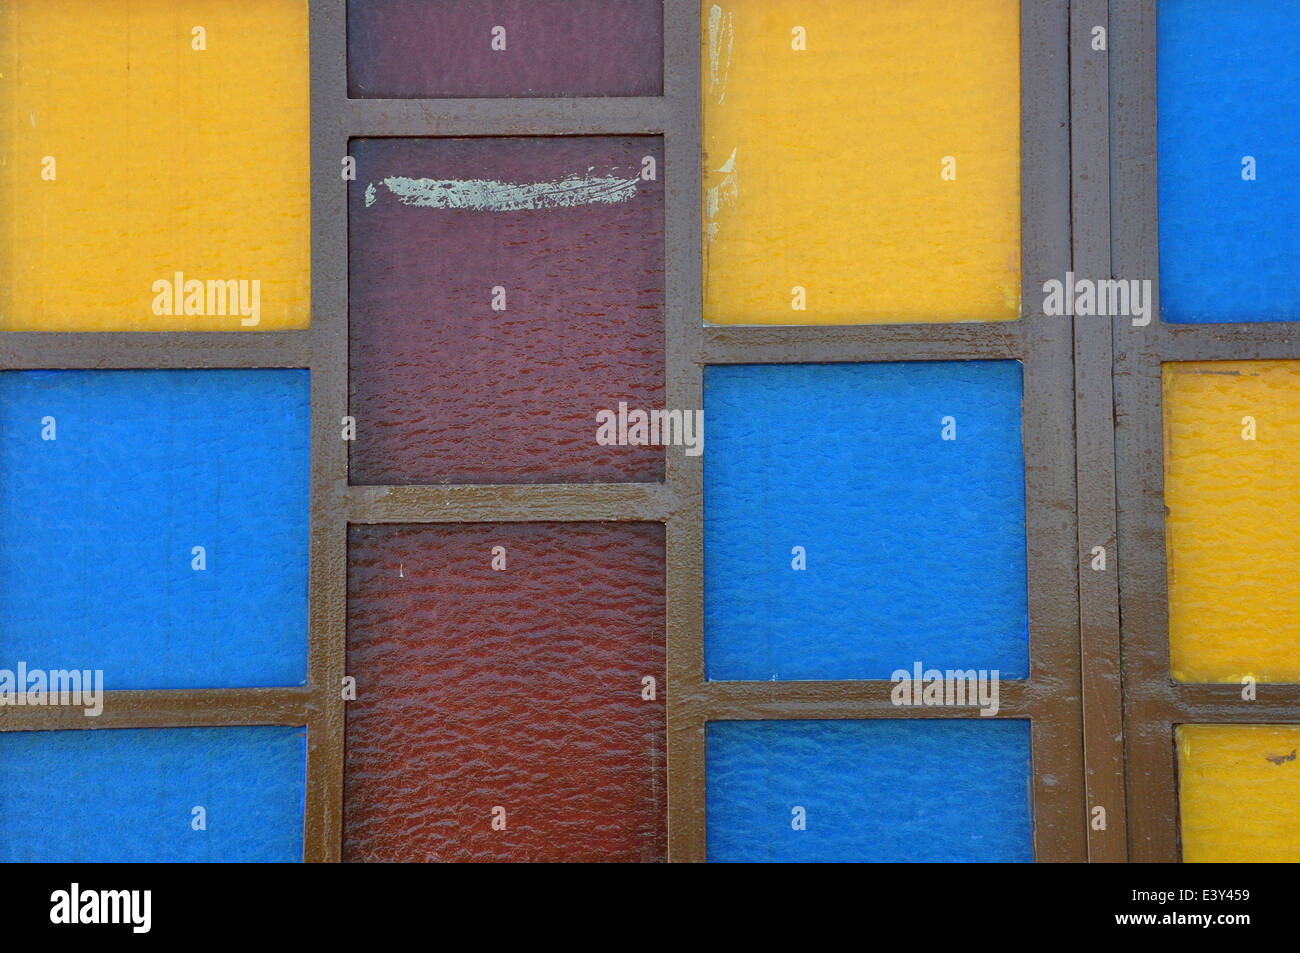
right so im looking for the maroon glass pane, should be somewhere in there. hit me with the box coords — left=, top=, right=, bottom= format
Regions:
left=344, top=522, right=667, bottom=861
left=347, top=0, right=664, bottom=98
left=348, top=136, right=665, bottom=485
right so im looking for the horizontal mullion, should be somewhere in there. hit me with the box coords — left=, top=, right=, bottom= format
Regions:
left=1129, top=694, right=1300, bottom=728
left=699, top=679, right=1033, bottom=721
left=1159, top=321, right=1300, bottom=361
left=0, top=687, right=315, bottom=731
left=701, top=321, right=1023, bottom=365
left=347, top=97, right=666, bottom=137
left=0, top=332, right=311, bottom=370
left=345, top=481, right=672, bottom=524
left=1170, top=683, right=1300, bottom=722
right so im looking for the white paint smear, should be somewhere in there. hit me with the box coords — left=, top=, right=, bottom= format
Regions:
left=365, top=172, right=641, bottom=211
left=707, top=5, right=734, bottom=105
left=705, top=147, right=739, bottom=242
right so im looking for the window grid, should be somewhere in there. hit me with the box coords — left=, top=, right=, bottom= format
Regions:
left=0, top=0, right=1117, bottom=863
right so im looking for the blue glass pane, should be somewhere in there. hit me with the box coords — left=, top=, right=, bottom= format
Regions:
left=704, top=361, right=1027, bottom=680
left=0, top=369, right=309, bottom=689
left=1158, top=0, right=1300, bottom=322
left=0, top=726, right=306, bottom=862
left=707, top=719, right=1034, bottom=862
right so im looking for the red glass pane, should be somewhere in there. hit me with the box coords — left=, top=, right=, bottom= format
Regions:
left=344, top=522, right=666, bottom=861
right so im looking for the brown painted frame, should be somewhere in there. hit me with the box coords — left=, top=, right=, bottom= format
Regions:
left=1072, top=0, right=1127, bottom=862
left=1110, top=0, right=1300, bottom=862
left=1, top=0, right=1093, bottom=863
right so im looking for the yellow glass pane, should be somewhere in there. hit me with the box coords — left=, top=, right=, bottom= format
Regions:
left=1177, top=724, right=1300, bottom=862
left=0, top=0, right=309, bottom=331
left=1164, top=361, right=1300, bottom=683
left=701, top=0, right=1020, bottom=325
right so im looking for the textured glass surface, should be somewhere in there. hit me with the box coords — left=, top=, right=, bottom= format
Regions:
left=0, top=370, right=310, bottom=688
left=348, top=0, right=663, bottom=97
left=345, top=522, right=666, bottom=861
left=702, top=0, right=1020, bottom=324
left=1158, top=0, right=1300, bottom=322
left=1164, top=361, right=1300, bottom=682
left=707, top=719, right=1034, bottom=862
left=0, top=0, right=310, bottom=330
left=1178, top=724, right=1300, bottom=862
left=349, top=137, right=665, bottom=485
left=704, top=361, right=1028, bottom=680
left=0, top=727, right=306, bottom=862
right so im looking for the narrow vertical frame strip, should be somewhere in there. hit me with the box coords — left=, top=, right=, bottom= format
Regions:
left=305, top=0, right=350, bottom=864
left=664, top=0, right=708, bottom=863
left=1110, top=0, right=1175, bottom=864
left=1070, top=0, right=1128, bottom=861
left=1020, top=0, right=1086, bottom=862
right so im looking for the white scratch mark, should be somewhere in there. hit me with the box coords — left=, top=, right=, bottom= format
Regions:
left=708, top=5, right=734, bottom=105
left=704, top=147, right=739, bottom=242
left=366, top=172, right=641, bottom=212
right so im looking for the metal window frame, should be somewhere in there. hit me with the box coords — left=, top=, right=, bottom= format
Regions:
left=0, top=0, right=1097, bottom=864
left=1109, top=0, right=1300, bottom=863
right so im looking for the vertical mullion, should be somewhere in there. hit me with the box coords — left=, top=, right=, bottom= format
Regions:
left=1110, top=0, right=1179, bottom=862
left=664, top=0, right=707, bottom=863
left=1070, top=0, right=1128, bottom=861
left=1021, top=0, right=1087, bottom=863
left=305, top=0, right=349, bottom=864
